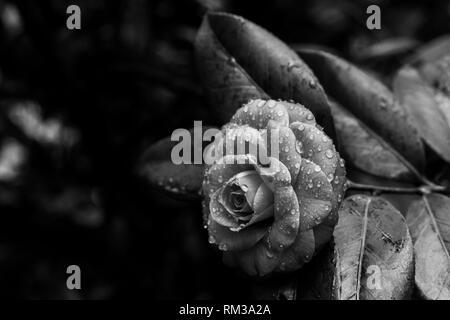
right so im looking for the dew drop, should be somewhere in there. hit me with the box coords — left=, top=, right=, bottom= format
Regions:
left=257, top=100, right=265, bottom=107
left=267, top=100, right=276, bottom=108
left=306, top=113, right=314, bottom=121
left=314, top=165, right=321, bottom=172
left=327, top=173, right=334, bottom=182
left=325, top=149, right=334, bottom=159
left=295, top=141, right=303, bottom=154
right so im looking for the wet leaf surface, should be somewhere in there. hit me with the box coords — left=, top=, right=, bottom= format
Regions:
left=297, top=49, right=425, bottom=181
left=330, top=100, right=413, bottom=181
left=195, top=12, right=335, bottom=137
left=406, top=193, right=450, bottom=300
left=300, top=195, right=414, bottom=300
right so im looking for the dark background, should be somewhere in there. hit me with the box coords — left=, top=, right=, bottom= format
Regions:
left=0, top=0, right=448, bottom=299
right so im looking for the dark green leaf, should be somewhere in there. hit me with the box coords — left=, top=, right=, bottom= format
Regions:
left=393, top=67, right=450, bottom=162
left=297, top=49, right=425, bottom=181
left=406, top=193, right=450, bottom=300
left=194, top=12, right=335, bottom=137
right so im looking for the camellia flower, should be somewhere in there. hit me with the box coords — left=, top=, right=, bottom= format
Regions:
left=202, top=99, right=346, bottom=277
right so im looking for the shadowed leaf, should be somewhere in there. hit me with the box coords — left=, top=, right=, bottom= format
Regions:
left=297, top=49, right=425, bottom=181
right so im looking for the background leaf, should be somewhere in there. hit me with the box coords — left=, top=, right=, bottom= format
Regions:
left=406, top=193, right=450, bottom=300
left=330, top=100, right=414, bottom=181
left=297, top=49, right=426, bottom=182
left=409, top=35, right=450, bottom=65
left=138, top=129, right=206, bottom=200
left=331, top=195, right=413, bottom=299
left=393, top=67, right=450, bottom=163
left=194, top=12, right=335, bottom=137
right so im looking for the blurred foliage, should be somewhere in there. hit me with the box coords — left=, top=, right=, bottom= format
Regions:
left=0, top=0, right=448, bottom=299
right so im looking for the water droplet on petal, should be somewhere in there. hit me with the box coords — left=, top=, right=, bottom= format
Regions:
left=325, top=149, right=334, bottom=159
left=306, top=113, right=314, bottom=121
left=314, top=165, right=321, bottom=172
left=257, top=100, right=265, bottom=107
left=327, top=173, right=334, bottom=182
left=295, top=141, right=303, bottom=154
left=267, top=100, right=276, bottom=108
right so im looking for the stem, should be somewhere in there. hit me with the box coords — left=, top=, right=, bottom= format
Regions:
left=346, top=180, right=449, bottom=195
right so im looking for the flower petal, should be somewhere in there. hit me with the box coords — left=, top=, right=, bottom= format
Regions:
left=252, top=157, right=301, bottom=248
left=264, top=123, right=302, bottom=182
left=290, top=122, right=338, bottom=181
left=232, top=170, right=264, bottom=205
left=275, top=229, right=315, bottom=272
left=216, top=125, right=267, bottom=160
left=294, top=158, right=333, bottom=231
left=230, top=99, right=289, bottom=129
left=331, top=154, right=347, bottom=208
left=209, top=188, right=241, bottom=229
left=281, top=101, right=317, bottom=125
left=208, top=217, right=267, bottom=252
left=203, top=156, right=254, bottom=197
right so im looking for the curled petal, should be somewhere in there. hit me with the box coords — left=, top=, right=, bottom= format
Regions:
left=253, top=156, right=292, bottom=191
left=281, top=101, right=317, bottom=125
left=240, top=183, right=274, bottom=229
left=209, top=189, right=241, bottom=229
left=203, top=156, right=254, bottom=197
left=331, top=154, right=347, bottom=208
left=231, top=99, right=289, bottom=129
left=290, top=122, right=338, bottom=181
left=275, top=229, right=315, bottom=272
left=264, top=123, right=302, bottom=182
left=294, top=158, right=333, bottom=231
left=216, top=125, right=267, bottom=161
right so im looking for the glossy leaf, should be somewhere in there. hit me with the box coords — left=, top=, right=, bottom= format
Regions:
left=393, top=67, right=450, bottom=162
left=406, top=194, right=450, bottom=300
left=330, top=100, right=413, bottom=181
left=195, top=12, right=335, bottom=137
left=297, top=49, right=425, bottom=181
left=138, top=129, right=206, bottom=200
